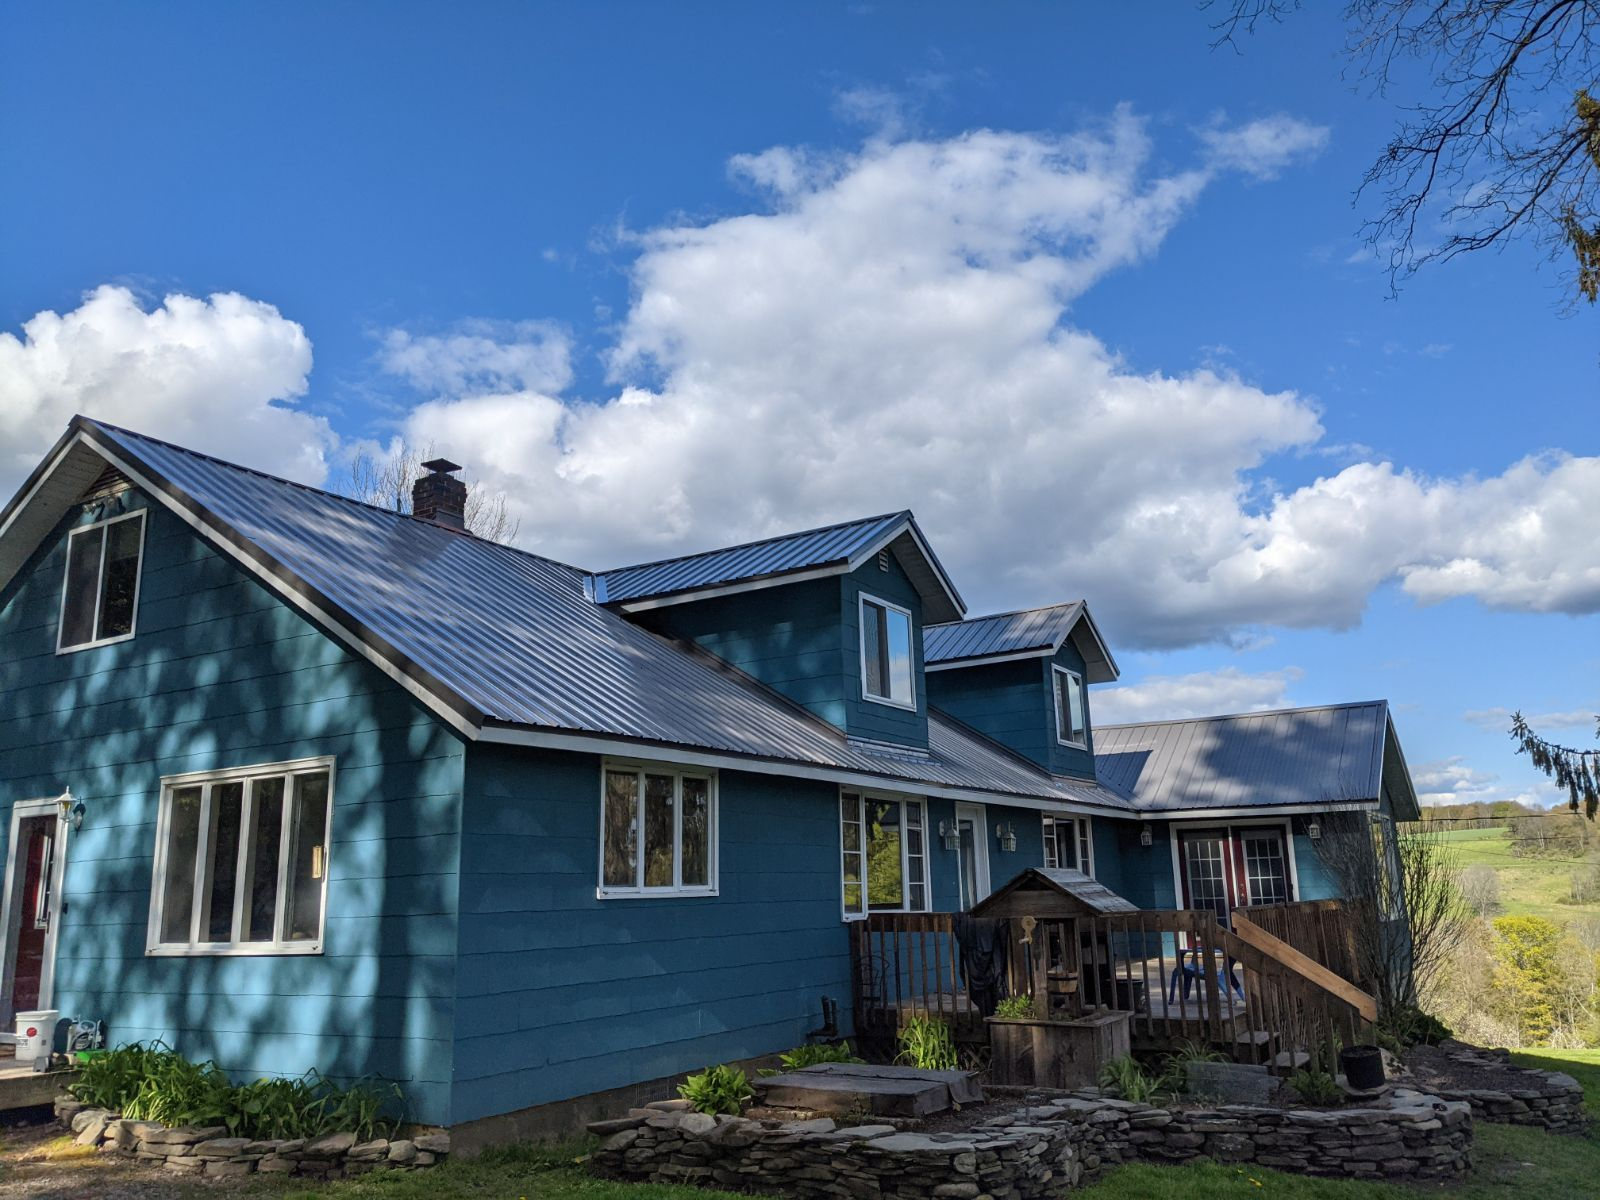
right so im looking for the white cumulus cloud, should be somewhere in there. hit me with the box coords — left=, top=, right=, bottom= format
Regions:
left=1199, top=114, right=1330, bottom=180
left=1092, top=667, right=1305, bottom=725
left=0, top=285, right=329, bottom=496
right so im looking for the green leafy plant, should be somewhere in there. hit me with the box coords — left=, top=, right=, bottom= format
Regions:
left=1160, top=1039, right=1226, bottom=1091
left=894, top=1015, right=957, bottom=1071
left=66, top=1041, right=400, bottom=1140
left=1288, top=1068, right=1344, bottom=1107
left=1097, top=1055, right=1164, bottom=1103
left=1377, top=1003, right=1452, bottom=1054
left=678, top=1064, right=754, bottom=1116
left=993, top=995, right=1036, bottom=1020
left=777, top=1042, right=863, bottom=1070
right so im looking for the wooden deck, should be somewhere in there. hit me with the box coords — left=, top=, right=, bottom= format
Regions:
left=850, top=903, right=1375, bottom=1072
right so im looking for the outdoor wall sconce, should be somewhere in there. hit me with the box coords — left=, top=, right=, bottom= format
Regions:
left=1139, top=823, right=1153, bottom=848
left=1307, top=819, right=1322, bottom=841
left=997, top=822, right=1017, bottom=853
left=938, top=820, right=961, bottom=851
left=57, top=789, right=84, bottom=832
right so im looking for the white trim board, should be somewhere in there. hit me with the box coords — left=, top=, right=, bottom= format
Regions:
left=0, top=796, right=71, bottom=1024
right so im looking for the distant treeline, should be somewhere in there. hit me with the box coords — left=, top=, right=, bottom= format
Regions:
left=1417, top=802, right=1596, bottom=858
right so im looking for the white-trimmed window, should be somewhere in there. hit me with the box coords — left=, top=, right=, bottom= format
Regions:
left=148, top=758, right=334, bottom=955
left=1053, top=665, right=1087, bottom=747
left=58, top=510, right=146, bottom=652
left=840, top=790, right=928, bottom=918
left=859, top=594, right=916, bottom=710
left=1042, top=814, right=1094, bottom=877
left=600, top=762, right=717, bottom=896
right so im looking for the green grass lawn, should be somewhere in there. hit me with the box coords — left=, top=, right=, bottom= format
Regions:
left=1437, top=826, right=1595, bottom=925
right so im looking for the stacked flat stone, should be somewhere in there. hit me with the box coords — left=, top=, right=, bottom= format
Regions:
left=53, top=1095, right=448, bottom=1178
left=1421, top=1047, right=1588, bottom=1134
left=590, top=1087, right=1473, bottom=1195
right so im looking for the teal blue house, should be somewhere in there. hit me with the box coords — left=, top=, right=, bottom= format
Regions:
left=0, top=418, right=1419, bottom=1134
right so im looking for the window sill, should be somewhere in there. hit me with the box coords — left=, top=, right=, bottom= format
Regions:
left=146, top=942, right=323, bottom=957
left=1055, top=738, right=1087, bottom=750
left=56, top=631, right=137, bottom=656
left=841, top=908, right=932, bottom=922
left=597, top=887, right=719, bottom=900
left=861, top=693, right=918, bottom=713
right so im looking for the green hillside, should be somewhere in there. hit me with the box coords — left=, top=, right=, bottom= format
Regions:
left=1439, top=825, right=1597, bottom=927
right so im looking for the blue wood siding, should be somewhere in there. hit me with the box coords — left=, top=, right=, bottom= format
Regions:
left=0, top=492, right=463, bottom=1125
left=452, top=745, right=853, bottom=1123
left=634, top=578, right=849, bottom=728
left=841, top=554, right=928, bottom=749
left=926, top=659, right=1050, bottom=769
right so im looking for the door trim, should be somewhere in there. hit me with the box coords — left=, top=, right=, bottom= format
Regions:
left=954, top=801, right=990, bottom=909
left=1169, top=819, right=1301, bottom=919
left=0, top=796, right=71, bottom=1023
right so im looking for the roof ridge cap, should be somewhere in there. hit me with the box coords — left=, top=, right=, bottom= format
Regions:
left=1098, top=699, right=1389, bottom=730
left=926, top=599, right=1086, bottom=630
left=591, top=510, right=911, bottom=578
left=79, top=416, right=592, bottom=575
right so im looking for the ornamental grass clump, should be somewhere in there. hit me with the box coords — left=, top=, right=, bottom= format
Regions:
left=1097, top=1054, right=1165, bottom=1103
left=894, top=1015, right=958, bottom=1071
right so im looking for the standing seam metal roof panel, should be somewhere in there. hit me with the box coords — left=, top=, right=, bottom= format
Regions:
left=1091, top=702, right=1391, bottom=812
left=924, top=602, right=1084, bottom=662
left=81, top=420, right=1132, bottom=811
left=589, top=512, right=910, bottom=603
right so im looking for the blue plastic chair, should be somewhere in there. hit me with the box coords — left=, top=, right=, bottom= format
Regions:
left=1167, top=949, right=1245, bottom=1004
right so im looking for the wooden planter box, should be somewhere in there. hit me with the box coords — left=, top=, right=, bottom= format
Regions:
left=986, top=1010, right=1132, bottom=1090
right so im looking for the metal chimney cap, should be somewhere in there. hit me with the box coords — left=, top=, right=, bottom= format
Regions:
left=420, top=457, right=462, bottom=475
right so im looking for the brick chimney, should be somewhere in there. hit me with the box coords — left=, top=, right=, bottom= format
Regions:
left=413, top=458, right=467, bottom=529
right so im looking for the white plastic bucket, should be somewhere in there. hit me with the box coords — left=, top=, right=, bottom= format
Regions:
left=14, top=1009, right=57, bottom=1062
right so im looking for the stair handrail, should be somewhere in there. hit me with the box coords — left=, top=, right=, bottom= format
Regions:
left=1226, top=911, right=1378, bottom=1023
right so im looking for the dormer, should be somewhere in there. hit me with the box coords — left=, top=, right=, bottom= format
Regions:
left=589, top=512, right=964, bottom=750
left=924, top=602, right=1118, bottom=779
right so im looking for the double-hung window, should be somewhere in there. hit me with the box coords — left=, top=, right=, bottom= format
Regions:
left=1053, top=666, right=1087, bottom=747
left=859, top=594, right=915, bottom=709
left=58, top=510, right=146, bottom=652
left=1042, top=814, right=1094, bottom=877
left=149, top=758, right=334, bottom=955
left=600, top=762, right=717, bottom=896
left=840, top=790, right=928, bottom=918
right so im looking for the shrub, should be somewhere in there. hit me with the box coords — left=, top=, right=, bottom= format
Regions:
left=777, top=1042, right=863, bottom=1070
left=1377, top=1003, right=1453, bottom=1053
left=67, top=1041, right=400, bottom=1141
left=894, top=1015, right=957, bottom=1071
left=1288, top=1068, right=1344, bottom=1107
left=678, top=1064, right=754, bottom=1115
left=993, top=995, right=1035, bottom=1020
left=1097, top=1055, right=1163, bottom=1103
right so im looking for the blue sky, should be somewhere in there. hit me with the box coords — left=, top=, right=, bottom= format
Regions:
left=3, top=2, right=1595, bottom=810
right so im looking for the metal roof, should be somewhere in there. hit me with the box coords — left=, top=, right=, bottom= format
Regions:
left=971, top=867, right=1140, bottom=917
left=589, top=510, right=967, bottom=624
left=46, top=419, right=1129, bottom=812
left=1092, top=702, right=1402, bottom=814
left=924, top=602, right=1119, bottom=683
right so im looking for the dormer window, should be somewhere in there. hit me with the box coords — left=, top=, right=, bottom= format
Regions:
left=1053, top=665, right=1087, bottom=747
left=58, top=510, right=146, bottom=653
left=860, top=594, right=915, bottom=710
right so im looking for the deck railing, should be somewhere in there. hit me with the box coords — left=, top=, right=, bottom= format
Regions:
left=1234, top=899, right=1365, bottom=990
left=849, top=905, right=1376, bottom=1073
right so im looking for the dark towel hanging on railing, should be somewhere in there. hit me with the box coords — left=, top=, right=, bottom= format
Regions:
left=952, top=913, right=1008, bottom=1016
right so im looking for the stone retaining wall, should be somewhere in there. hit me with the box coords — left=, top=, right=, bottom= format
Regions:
left=53, top=1095, right=448, bottom=1179
left=591, top=1088, right=1472, bottom=1196
left=1423, top=1046, right=1588, bottom=1134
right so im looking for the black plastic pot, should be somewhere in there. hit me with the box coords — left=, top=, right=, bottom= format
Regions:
left=1339, top=1044, right=1385, bottom=1090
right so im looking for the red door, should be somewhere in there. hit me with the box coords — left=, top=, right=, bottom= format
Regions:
left=10, top=816, right=56, bottom=1012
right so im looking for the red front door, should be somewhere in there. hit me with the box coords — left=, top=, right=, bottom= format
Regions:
left=10, top=816, right=56, bottom=1012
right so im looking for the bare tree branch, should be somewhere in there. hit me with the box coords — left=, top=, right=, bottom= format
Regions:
left=340, top=440, right=522, bottom=545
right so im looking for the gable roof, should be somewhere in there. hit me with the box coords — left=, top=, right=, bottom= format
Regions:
left=0, top=417, right=1127, bottom=815
left=970, top=866, right=1139, bottom=918
left=924, top=601, right=1119, bottom=683
left=589, top=510, right=965, bottom=623
left=1092, top=701, right=1420, bottom=818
